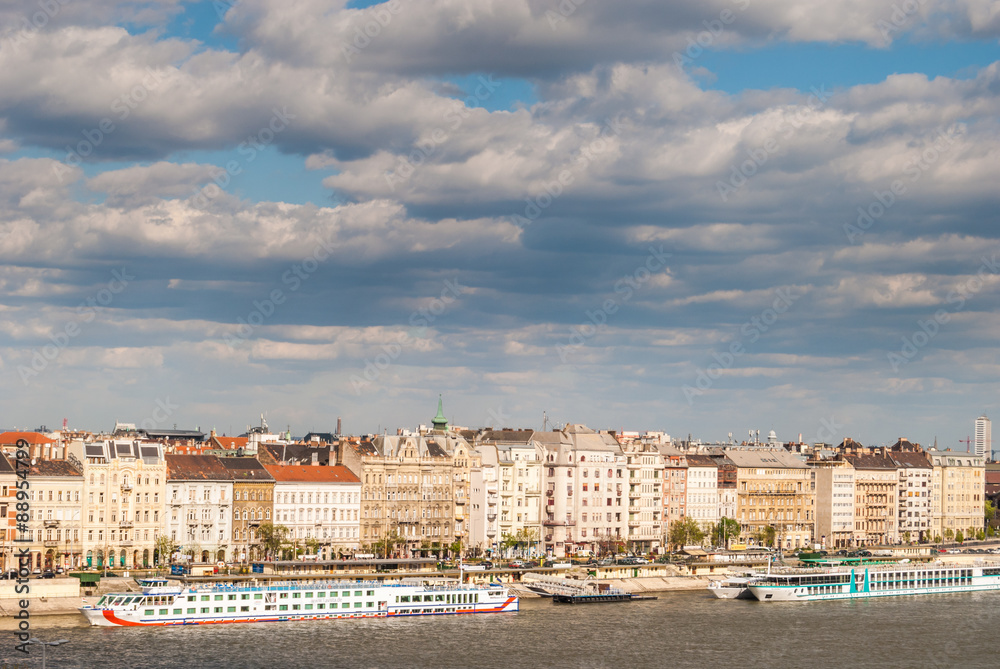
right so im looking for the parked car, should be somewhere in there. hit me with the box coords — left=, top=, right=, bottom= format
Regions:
left=482, top=561, right=494, bottom=570
left=37, top=570, right=54, bottom=579
left=507, top=560, right=528, bottom=569
left=0, top=569, right=18, bottom=580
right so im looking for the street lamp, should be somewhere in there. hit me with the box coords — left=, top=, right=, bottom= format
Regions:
left=26, top=638, right=69, bottom=669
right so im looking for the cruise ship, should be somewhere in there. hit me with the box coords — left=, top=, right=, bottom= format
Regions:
left=80, top=576, right=518, bottom=626
left=748, top=561, right=1000, bottom=602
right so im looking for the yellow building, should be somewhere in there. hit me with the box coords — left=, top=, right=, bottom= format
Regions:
left=927, top=449, right=985, bottom=541
left=725, top=449, right=815, bottom=550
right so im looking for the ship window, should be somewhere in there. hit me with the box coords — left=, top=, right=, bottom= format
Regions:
left=317, top=603, right=325, bottom=609
left=292, top=605, right=300, bottom=611
left=435, top=595, right=444, bottom=601
left=367, top=590, right=374, bottom=596
left=354, top=591, right=362, bottom=597
left=159, top=609, right=168, bottom=615
left=254, top=594, right=263, bottom=600
left=201, top=596, right=210, bottom=601
left=424, top=595, right=433, bottom=602
left=241, top=606, right=249, bottom=612
left=265, top=605, right=276, bottom=611
left=367, top=602, right=374, bottom=608
left=215, top=595, right=223, bottom=601
left=279, top=605, right=288, bottom=611
left=201, top=608, right=209, bottom=614
left=293, top=592, right=300, bottom=599
left=187, top=608, right=195, bottom=614
left=305, top=604, right=313, bottom=610
left=400, top=596, right=410, bottom=602
left=317, top=592, right=325, bottom=598
left=354, top=602, right=362, bottom=608
left=145, top=610, right=154, bottom=616
left=173, top=609, right=181, bottom=615
left=228, top=595, right=236, bottom=601
left=241, top=594, right=250, bottom=600
left=305, top=592, right=313, bottom=598
left=227, top=607, right=236, bottom=613
left=215, top=607, right=222, bottom=613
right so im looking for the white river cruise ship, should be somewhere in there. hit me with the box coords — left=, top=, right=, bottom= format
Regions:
left=748, top=561, right=1000, bottom=602
left=80, top=577, right=518, bottom=626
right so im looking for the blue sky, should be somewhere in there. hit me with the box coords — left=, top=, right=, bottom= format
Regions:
left=1, top=0, right=999, bottom=453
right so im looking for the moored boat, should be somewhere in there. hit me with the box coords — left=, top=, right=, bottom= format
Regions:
left=748, top=561, right=1000, bottom=602
left=79, top=576, right=517, bottom=626
left=707, top=575, right=758, bottom=600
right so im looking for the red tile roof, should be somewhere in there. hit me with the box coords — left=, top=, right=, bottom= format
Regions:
left=262, top=464, right=360, bottom=484
left=213, top=436, right=249, bottom=449
left=0, top=431, right=56, bottom=445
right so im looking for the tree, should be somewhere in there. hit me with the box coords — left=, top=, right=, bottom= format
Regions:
left=668, top=517, right=704, bottom=549
left=955, top=530, right=965, bottom=544
left=754, top=525, right=777, bottom=548
left=902, top=531, right=911, bottom=544
left=305, top=537, right=320, bottom=557
left=155, top=535, right=177, bottom=565
left=943, top=528, right=954, bottom=542
left=256, top=523, right=290, bottom=561
left=986, top=500, right=997, bottom=528
left=710, top=517, right=740, bottom=547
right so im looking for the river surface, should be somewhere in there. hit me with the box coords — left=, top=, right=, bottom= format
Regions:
left=1, top=589, right=997, bottom=668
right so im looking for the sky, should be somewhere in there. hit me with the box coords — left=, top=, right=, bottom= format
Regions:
left=1, top=0, right=999, bottom=450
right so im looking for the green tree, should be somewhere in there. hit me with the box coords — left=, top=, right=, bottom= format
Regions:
left=955, top=529, right=965, bottom=543
left=305, top=537, right=320, bottom=556
left=986, top=500, right=996, bottom=526
left=668, top=517, right=704, bottom=549
left=155, top=535, right=177, bottom=566
left=256, top=523, right=290, bottom=560
left=710, top=517, right=740, bottom=547
left=754, top=525, right=777, bottom=548
left=943, top=528, right=954, bottom=542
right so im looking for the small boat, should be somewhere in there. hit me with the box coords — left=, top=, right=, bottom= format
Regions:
left=707, top=576, right=758, bottom=600
left=551, top=583, right=656, bottom=604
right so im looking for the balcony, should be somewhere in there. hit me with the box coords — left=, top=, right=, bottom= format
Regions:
left=43, top=520, right=60, bottom=528
left=119, top=541, right=133, bottom=547
left=525, top=488, right=540, bottom=496
left=487, top=513, right=497, bottom=522
left=121, top=482, right=133, bottom=491
left=542, top=519, right=576, bottom=527
left=43, top=540, right=59, bottom=547
left=119, top=521, right=133, bottom=529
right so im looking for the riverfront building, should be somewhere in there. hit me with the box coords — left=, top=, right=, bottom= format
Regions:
left=73, top=438, right=166, bottom=569
left=21, top=458, right=83, bottom=571
left=726, top=449, right=815, bottom=550
left=928, top=449, right=986, bottom=540
left=220, top=457, right=274, bottom=562
left=480, top=430, right=543, bottom=557
left=165, top=454, right=233, bottom=564
left=535, top=425, right=628, bottom=557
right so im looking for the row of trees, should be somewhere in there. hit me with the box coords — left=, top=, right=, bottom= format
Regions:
left=667, top=517, right=745, bottom=550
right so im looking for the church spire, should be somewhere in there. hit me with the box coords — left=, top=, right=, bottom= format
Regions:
left=432, top=394, right=448, bottom=431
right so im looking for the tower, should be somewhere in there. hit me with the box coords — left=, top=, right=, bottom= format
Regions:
left=431, top=395, right=448, bottom=432
left=974, top=415, right=991, bottom=459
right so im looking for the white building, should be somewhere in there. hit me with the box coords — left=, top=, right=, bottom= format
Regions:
left=975, top=415, right=992, bottom=460
left=684, top=454, right=720, bottom=533
left=535, top=425, right=628, bottom=558
left=263, top=463, right=362, bottom=558
left=481, top=431, right=543, bottom=558
left=622, top=441, right=665, bottom=553
left=165, top=454, right=233, bottom=563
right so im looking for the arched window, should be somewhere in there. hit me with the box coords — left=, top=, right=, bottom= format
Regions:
left=100, top=474, right=105, bottom=485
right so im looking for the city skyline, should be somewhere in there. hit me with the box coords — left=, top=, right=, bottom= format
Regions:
left=1, top=2, right=999, bottom=450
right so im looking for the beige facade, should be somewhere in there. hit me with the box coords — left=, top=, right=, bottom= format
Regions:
left=623, top=442, right=664, bottom=553
left=347, top=429, right=475, bottom=556
left=842, top=454, right=899, bottom=546
left=22, top=460, right=83, bottom=571
left=73, top=440, right=167, bottom=569
left=482, top=432, right=542, bottom=557
left=928, top=449, right=985, bottom=540
left=812, top=459, right=855, bottom=549
left=220, top=458, right=274, bottom=562
left=727, top=449, right=815, bottom=550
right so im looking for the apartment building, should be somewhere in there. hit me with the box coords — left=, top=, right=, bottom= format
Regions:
left=165, top=454, right=233, bottom=563
left=220, top=457, right=274, bottom=562
left=22, top=459, right=83, bottom=571
left=685, top=454, right=719, bottom=532
left=927, top=449, right=986, bottom=540
left=726, top=449, right=815, bottom=550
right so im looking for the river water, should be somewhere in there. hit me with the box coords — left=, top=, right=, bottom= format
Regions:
left=2, top=589, right=997, bottom=668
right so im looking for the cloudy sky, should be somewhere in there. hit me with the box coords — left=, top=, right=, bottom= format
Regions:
left=1, top=0, right=999, bottom=449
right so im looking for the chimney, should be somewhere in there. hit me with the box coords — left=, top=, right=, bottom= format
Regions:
left=311, top=451, right=318, bottom=466
left=337, top=417, right=342, bottom=436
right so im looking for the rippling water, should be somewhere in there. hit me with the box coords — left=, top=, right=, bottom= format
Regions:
left=2, top=589, right=998, bottom=668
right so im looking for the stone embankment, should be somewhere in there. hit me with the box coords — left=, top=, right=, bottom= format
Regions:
left=0, top=576, right=140, bottom=618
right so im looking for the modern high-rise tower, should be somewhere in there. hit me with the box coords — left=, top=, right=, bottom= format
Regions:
left=974, top=415, right=991, bottom=459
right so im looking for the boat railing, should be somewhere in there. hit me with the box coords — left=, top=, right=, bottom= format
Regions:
left=180, top=579, right=490, bottom=595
